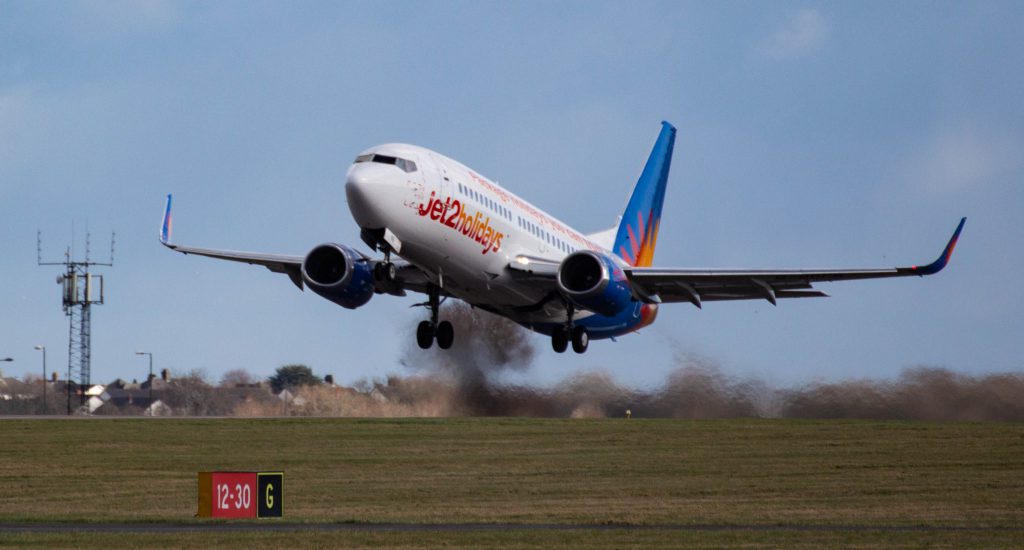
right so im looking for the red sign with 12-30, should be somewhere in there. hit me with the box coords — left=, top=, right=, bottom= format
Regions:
left=211, top=472, right=256, bottom=518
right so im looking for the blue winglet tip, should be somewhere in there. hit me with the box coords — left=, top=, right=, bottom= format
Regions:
left=914, top=217, right=966, bottom=275
left=160, top=194, right=173, bottom=245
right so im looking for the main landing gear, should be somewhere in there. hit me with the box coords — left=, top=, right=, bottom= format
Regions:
left=416, top=285, right=453, bottom=350
left=551, top=303, right=588, bottom=354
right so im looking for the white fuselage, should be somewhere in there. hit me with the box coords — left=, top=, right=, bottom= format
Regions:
left=345, top=143, right=608, bottom=325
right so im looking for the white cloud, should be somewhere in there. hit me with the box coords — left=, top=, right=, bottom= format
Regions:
left=907, top=129, right=1022, bottom=194
left=759, top=9, right=829, bottom=61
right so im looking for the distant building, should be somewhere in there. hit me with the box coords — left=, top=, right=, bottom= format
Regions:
left=100, top=387, right=156, bottom=407
left=0, top=375, right=34, bottom=401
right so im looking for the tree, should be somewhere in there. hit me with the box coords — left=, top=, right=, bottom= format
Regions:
left=165, top=369, right=227, bottom=416
left=269, top=365, right=321, bottom=393
left=219, top=368, right=255, bottom=387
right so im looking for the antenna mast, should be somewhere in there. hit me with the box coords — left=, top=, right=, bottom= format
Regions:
left=38, top=230, right=115, bottom=414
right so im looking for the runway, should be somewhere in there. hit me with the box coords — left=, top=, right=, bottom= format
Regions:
left=1, top=522, right=1019, bottom=534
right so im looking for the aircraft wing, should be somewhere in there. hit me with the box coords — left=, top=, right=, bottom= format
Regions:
left=158, top=194, right=437, bottom=297
left=624, top=218, right=966, bottom=307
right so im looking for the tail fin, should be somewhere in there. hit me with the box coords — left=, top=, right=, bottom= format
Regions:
left=613, top=121, right=676, bottom=267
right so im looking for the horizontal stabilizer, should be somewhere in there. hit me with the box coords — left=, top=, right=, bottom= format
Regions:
left=586, top=226, right=618, bottom=252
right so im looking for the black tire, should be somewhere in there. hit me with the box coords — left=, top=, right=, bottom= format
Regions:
left=416, top=320, right=435, bottom=349
left=373, top=262, right=384, bottom=282
left=435, top=320, right=454, bottom=350
left=571, top=326, right=589, bottom=354
left=385, top=262, right=397, bottom=282
left=551, top=328, right=569, bottom=353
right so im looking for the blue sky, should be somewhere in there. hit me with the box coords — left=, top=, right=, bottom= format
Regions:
left=1, top=1, right=1021, bottom=388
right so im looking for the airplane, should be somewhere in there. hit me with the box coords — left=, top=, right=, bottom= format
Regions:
left=160, top=121, right=965, bottom=354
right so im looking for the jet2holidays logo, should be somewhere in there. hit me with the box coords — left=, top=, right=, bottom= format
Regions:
left=417, top=191, right=504, bottom=254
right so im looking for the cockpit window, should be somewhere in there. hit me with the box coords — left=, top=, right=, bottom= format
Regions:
left=353, top=153, right=418, bottom=173
left=395, top=159, right=418, bottom=173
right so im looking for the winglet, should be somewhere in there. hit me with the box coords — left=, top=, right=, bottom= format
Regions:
left=160, top=194, right=173, bottom=245
left=911, top=217, right=966, bottom=275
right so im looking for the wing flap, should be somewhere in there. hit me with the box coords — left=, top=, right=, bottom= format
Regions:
left=658, top=288, right=829, bottom=304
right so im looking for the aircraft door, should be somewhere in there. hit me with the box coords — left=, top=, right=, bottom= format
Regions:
left=428, top=152, right=453, bottom=197
left=428, top=153, right=456, bottom=245
left=404, top=152, right=428, bottom=211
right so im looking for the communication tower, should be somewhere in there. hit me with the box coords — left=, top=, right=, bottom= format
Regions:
left=38, top=230, right=114, bottom=413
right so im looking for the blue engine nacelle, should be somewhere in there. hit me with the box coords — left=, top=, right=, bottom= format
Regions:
left=301, top=243, right=375, bottom=309
left=556, top=250, right=635, bottom=317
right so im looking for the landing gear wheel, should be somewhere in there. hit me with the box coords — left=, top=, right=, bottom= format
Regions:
left=435, top=320, right=454, bottom=350
left=571, top=326, right=589, bottom=354
left=551, top=328, right=569, bottom=353
left=416, top=320, right=435, bottom=349
left=374, top=262, right=397, bottom=283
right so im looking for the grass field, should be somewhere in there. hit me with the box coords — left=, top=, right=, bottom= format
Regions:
left=1, top=417, right=1022, bottom=547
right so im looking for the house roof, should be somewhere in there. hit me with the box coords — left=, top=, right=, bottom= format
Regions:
left=101, top=388, right=162, bottom=408
left=0, top=377, right=34, bottom=398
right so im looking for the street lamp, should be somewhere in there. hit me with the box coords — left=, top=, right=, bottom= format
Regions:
left=135, top=352, right=153, bottom=410
left=34, top=346, right=46, bottom=414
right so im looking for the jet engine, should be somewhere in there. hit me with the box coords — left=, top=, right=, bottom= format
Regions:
left=301, top=243, right=375, bottom=309
left=556, top=250, right=635, bottom=317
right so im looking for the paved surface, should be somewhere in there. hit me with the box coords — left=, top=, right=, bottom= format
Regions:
left=2, top=522, right=1020, bottom=533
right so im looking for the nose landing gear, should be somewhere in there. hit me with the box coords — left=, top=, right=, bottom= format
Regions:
left=373, top=250, right=398, bottom=284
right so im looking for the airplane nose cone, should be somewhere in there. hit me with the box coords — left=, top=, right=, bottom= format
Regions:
left=345, top=166, right=388, bottom=228
left=345, top=171, right=370, bottom=202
